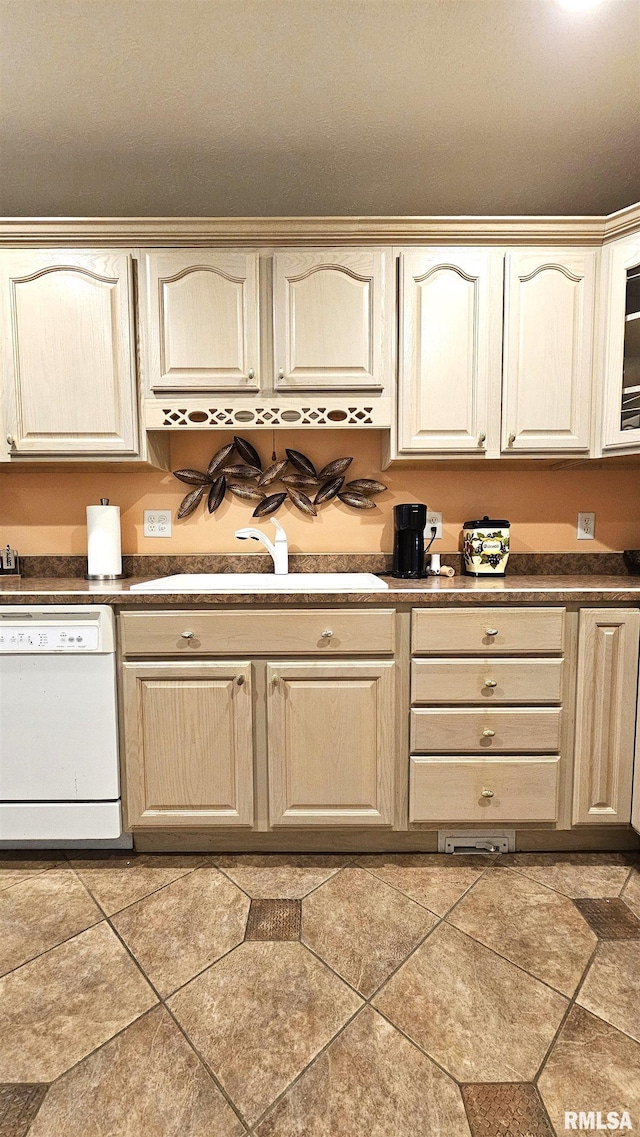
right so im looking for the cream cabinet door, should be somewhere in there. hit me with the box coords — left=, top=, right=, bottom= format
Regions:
left=0, top=250, right=138, bottom=455
left=122, top=661, right=254, bottom=828
left=572, top=609, right=640, bottom=826
left=141, top=250, right=260, bottom=392
left=266, top=660, right=395, bottom=826
left=502, top=250, right=597, bottom=453
left=272, top=248, right=392, bottom=391
left=599, top=235, right=640, bottom=454
left=397, top=249, right=503, bottom=453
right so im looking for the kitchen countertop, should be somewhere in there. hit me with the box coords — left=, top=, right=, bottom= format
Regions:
left=2, top=574, right=640, bottom=605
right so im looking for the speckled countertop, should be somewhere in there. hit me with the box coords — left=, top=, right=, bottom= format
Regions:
left=2, top=574, right=640, bottom=606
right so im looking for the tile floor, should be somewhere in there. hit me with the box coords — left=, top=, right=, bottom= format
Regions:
left=0, top=850, right=639, bottom=1136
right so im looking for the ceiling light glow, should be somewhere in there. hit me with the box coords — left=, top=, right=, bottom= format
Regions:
left=556, top=0, right=604, bottom=10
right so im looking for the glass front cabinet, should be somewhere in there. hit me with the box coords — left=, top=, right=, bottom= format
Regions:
left=600, top=235, right=640, bottom=453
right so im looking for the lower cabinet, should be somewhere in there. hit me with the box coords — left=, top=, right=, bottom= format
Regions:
left=122, top=661, right=254, bottom=827
left=572, top=609, right=640, bottom=825
left=266, top=661, right=396, bottom=826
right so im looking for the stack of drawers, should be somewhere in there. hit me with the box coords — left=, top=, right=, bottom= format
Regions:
left=409, top=607, right=565, bottom=824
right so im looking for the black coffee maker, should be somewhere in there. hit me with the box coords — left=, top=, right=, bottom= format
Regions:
left=392, top=503, right=427, bottom=578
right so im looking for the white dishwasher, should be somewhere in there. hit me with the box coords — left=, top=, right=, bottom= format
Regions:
left=0, top=605, right=123, bottom=842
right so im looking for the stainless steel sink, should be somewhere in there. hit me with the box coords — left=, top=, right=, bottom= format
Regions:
left=129, top=572, right=389, bottom=593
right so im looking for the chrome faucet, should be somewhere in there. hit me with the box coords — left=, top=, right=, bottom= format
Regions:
left=234, top=517, right=288, bottom=575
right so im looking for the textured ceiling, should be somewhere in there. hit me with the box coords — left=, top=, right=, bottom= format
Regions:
left=1, top=0, right=639, bottom=217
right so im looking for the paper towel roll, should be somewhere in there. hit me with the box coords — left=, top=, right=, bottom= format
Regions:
left=87, top=502, right=122, bottom=578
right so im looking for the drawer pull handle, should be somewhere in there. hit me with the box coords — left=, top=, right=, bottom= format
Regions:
left=236, top=675, right=245, bottom=686
left=484, top=679, right=498, bottom=688
left=482, top=728, right=495, bottom=738
left=485, top=628, right=498, bottom=637
left=481, top=788, right=495, bottom=798
left=181, top=630, right=195, bottom=640
left=321, top=629, right=334, bottom=639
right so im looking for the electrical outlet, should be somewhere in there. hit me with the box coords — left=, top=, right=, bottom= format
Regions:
left=577, top=511, right=595, bottom=540
left=144, top=509, right=172, bottom=538
left=426, top=511, right=443, bottom=539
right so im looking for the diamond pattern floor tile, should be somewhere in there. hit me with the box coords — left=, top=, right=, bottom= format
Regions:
left=0, top=1085, right=47, bottom=1137
left=256, top=1006, right=471, bottom=1137
left=461, top=1083, right=554, bottom=1137
left=373, top=922, right=567, bottom=1082
left=0, top=922, right=157, bottom=1082
left=302, top=866, right=436, bottom=996
left=111, top=866, right=249, bottom=996
left=245, top=899, right=301, bottom=941
left=26, top=1006, right=246, bottom=1137
left=448, top=867, right=597, bottom=995
left=574, top=897, right=640, bottom=939
left=168, top=940, right=362, bottom=1124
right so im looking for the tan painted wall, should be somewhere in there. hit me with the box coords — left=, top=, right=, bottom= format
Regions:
left=2, top=431, right=640, bottom=556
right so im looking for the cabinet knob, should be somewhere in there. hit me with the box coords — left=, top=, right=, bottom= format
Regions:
left=481, top=788, right=495, bottom=798
left=236, top=674, right=245, bottom=686
left=485, top=628, right=498, bottom=637
left=272, top=673, right=280, bottom=686
left=477, top=432, right=486, bottom=448
left=508, top=432, right=516, bottom=446
left=248, top=368, right=255, bottom=381
left=484, top=679, right=498, bottom=688
left=321, top=629, right=334, bottom=639
left=278, top=367, right=285, bottom=379
left=482, top=728, right=495, bottom=738
left=181, top=630, right=195, bottom=640
left=6, top=435, right=15, bottom=448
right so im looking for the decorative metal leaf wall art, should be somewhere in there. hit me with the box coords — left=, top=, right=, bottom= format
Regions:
left=172, top=437, right=387, bottom=520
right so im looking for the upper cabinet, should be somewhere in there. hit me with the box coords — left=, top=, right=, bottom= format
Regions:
left=397, top=249, right=503, bottom=454
left=272, top=248, right=392, bottom=393
left=598, top=234, right=640, bottom=454
left=0, top=250, right=139, bottom=455
left=140, top=250, right=260, bottom=393
left=502, top=250, right=597, bottom=453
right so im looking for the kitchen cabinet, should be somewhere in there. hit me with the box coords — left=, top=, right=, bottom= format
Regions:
left=0, top=250, right=139, bottom=455
left=140, top=250, right=260, bottom=393
left=266, top=660, right=396, bottom=827
left=396, top=249, right=503, bottom=454
left=572, top=609, right=640, bottom=826
left=272, top=248, right=392, bottom=392
left=122, top=661, right=254, bottom=828
left=502, top=250, right=596, bottom=453
left=598, top=234, right=640, bottom=453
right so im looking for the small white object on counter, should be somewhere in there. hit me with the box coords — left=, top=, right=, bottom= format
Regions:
left=86, top=500, right=122, bottom=578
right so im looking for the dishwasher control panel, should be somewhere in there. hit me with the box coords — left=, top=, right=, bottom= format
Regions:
left=0, top=625, right=100, bottom=651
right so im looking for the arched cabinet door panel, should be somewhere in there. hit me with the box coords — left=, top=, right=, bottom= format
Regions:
left=397, top=249, right=503, bottom=454
left=0, top=250, right=138, bottom=455
left=273, top=248, right=392, bottom=392
left=141, top=250, right=260, bottom=392
left=599, top=235, right=640, bottom=454
left=502, top=250, right=597, bottom=453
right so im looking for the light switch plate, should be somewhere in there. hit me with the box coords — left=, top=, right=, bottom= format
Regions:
left=144, top=509, right=172, bottom=538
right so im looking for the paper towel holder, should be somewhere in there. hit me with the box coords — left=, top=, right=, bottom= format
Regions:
left=85, top=498, right=128, bottom=581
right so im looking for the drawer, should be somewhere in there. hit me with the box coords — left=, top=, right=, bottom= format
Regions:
left=120, top=609, right=395, bottom=657
left=410, top=756, right=559, bottom=822
left=412, top=607, right=565, bottom=655
left=411, top=658, right=563, bottom=705
left=410, top=707, right=562, bottom=753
